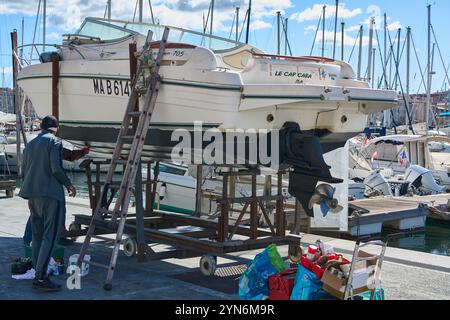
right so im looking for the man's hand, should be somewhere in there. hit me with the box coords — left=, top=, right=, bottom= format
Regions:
left=67, top=185, right=77, bottom=198
left=82, top=147, right=91, bottom=156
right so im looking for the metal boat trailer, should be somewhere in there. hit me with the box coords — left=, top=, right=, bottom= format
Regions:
left=66, top=160, right=302, bottom=276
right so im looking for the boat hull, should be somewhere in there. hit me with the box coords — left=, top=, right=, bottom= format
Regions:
left=17, top=59, right=396, bottom=160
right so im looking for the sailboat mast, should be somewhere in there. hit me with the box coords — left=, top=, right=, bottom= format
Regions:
left=426, top=4, right=431, bottom=134
left=43, top=0, right=46, bottom=52
left=235, top=7, right=239, bottom=43
left=406, top=27, right=411, bottom=127
left=322, top=5, right=326, bottom=57
left=384, top=13, right=388, bottom=89
left=139, top=0, right=143, bottom=23
left=372, top=48, right=376, bottom=88
left=341, top=21, right=345, bottom=60
left=107, top=0, right=111, bottom=20
left=357, top=25, right=363, bottom=80
left=277, top=11, right=281, bottom=55
left=20, top=18, right=24, bottom=60
left=245, top=0, right=252, bottom=44
left=333, top=0, right=339, bottom=59
left=395, top=28, right=401, bottom=91
left=285, top=18, right=288, bottom=56
left=367, top=17, right=374, bottom=83
left=210, top=0, right=214, bottom=35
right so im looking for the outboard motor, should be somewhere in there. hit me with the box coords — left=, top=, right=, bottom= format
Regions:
left=405, top=165, right=446, bottom=195
left=282, top=122, right=343, bottom=217
left=364, top=170, right=393, bottom=197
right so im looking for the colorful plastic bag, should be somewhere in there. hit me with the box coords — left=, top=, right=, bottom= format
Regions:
left=239, top=244, right=286, bottom=300
left=290, top=266, right=323, bottom=300
left=269, top=269, right=297, bottom=300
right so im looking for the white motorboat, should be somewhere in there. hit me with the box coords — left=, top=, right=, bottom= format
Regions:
left=350, top=134, right=450, bottom=192
left=17, top=17, right=397, bottom=216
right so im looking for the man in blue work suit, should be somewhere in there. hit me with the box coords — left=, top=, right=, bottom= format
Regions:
left=22, top=144, right=89, bottom=246
left=19, top=116, right=77, bottom=292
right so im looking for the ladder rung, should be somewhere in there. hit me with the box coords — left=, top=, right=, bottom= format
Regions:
left=91, top=235, right=115, bottom=242
left=128, top=111, right=142, bottom=117
left=114, top=159, right=128, bottom=165
left=136, top=87, right=148, bottom=95
left=108, top=183, right=122, bottom=189
left=84, top=260, right=110, bottom=270
left=121, top=135, right=135, bottom=141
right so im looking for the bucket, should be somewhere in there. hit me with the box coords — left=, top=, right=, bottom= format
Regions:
left=67, top=254, right=90, bottom=277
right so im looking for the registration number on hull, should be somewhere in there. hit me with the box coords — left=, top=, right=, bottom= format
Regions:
left=93, top=79, right=131, bottom=96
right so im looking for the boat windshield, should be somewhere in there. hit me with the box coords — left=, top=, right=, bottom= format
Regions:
left=77, top=17, right=242, bottom=51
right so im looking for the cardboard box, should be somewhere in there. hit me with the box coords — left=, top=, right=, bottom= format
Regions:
left=322, top=250, right=378, bottom=300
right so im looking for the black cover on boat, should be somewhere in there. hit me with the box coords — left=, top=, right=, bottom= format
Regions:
left=39, top=52, right=62, bottom=63
left=280, top=122, right=343, bottom=217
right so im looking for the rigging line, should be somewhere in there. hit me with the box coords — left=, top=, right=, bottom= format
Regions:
left=347, top=27, right=361, bottom=63
left=387, top=28, right=415, bottom=133
left=30, top=0, right=42, bottom=64
left=391, top=33, right=407, bottom=90
left=281, top=17, right=293, bottom=56
left=201, top=2, right=212, bottom=46
left=238, top=9, right=249, bottom=42
left=375, top=29, right=388, bottom=89
left=440, top=62, right=450, bottom=92
left=309, top=13, right=322, bottom=56
left=203, top=2, right=212, bottom=34
left=104, top=3, right=108, bottom=19
left=229, top=11, right=236, bottom=39
left=431, top=24, right=450, bottom=90
left=411, top=32, right=427, bottom=95
left=376, top=28, right=396, bottom=89
left=132, top=0, right=139, bottom=23
left=148, top=0, right=155, bottom=24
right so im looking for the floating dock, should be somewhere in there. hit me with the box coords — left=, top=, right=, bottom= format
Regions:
left=348, top=198, right=428, bottom=237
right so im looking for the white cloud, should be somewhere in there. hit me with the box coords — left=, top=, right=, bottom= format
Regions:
left=316, top=30, right=377, bottom=47
left=347, top=25, right=362, bottom=32
left=250, top=20, right=273, bottom=31
left=46, top=32, right=60, bottom=41
left=305, top=25, right=317, bottom=31
left=291, top=3, right=362, bottom=22
left=0, top=0, right=292, bottom=35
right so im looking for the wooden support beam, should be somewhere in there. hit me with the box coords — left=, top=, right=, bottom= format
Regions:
left=218, top=174, right=229, bottom=242
left=51, top=52, right=60, bottom=120
left=194, top=165, right=202, bottom=217
left=250, top=174, right=258, bottom=240
left=276, top=171, right=285, bottom=236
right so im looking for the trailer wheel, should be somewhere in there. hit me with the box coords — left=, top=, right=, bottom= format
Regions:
left=123, top=237, right=137, bottom=257
left=200, top=255, right=217, bottom=276
left=68, top=223, right=81, bottom=242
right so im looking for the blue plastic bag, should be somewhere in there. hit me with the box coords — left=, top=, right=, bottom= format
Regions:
left=238, top=244, right=285, bottom=300
left=359, top=288, right=385, bottom=300
left=290, top=266, right=323, bottom=300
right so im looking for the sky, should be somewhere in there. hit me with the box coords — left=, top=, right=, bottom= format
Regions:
left=0, top=0, right=449, bottom=94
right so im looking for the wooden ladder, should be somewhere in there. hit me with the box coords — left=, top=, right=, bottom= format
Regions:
left=77, top=27, right=170, bottom=291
